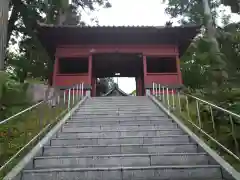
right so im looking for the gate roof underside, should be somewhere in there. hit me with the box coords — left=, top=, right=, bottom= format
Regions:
left=36, top=24, right=200, bottom=58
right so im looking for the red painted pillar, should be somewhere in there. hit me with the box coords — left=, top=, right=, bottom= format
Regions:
left=176, top=56, right=183, bottom=84
left=136, top=77, right=142, bottom=96
left=143, top=55, right=147, bottom=95
left=52, top=57, right=59, bottom=86
left=139, top=77, right=143, bottom=96
left=136, top=77, right=139, bottom=96
left=92, top=77, right=96, bottom=97
left=88, top=55, right=92, bottom=85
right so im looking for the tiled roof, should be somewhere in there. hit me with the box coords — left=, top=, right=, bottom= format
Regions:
left=102, top=84, right=129, bottom=97
left=38, top=22, right=200, bottom=30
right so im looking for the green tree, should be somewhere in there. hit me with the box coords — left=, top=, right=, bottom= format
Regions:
left=5, top=0, right=111, bottom=83
left=163, top=0, right=227, bottom=92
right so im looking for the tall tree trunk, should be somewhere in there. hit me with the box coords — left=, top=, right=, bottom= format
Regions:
left=0, top=0, right=10, bottom=70
left=7, top=4, right=19, bottom=44
left=202, top=0, right=227, bottom=91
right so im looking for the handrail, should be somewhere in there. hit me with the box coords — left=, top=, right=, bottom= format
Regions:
left=0, top=83, right=85, bottom=125
left=152, top=82, right=240, bottom=121
left=186, top=93, right=240, bottom=120
left=0, top=101, right=44, bottom=125
left=0, top=82, right=85, bottom=177
left=151, top=82, right=240, bottom=166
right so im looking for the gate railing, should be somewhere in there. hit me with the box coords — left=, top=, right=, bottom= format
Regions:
left=151, top=82, right=240, bottom=170
left=0, top=83, right=85, bottom=177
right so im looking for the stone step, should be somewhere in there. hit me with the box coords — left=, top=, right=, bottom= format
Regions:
left=43, top=143, right=198, bottom=156
left=87, top=98, right=149, bottom=100
left=82, top=105, right=156, bottom=107
left=56, top=129, right=184, bottom=138
left=69, top=116, right=168, bottom=121
left=63, top=123, right=178, bottom=130
left=85, top=101, right=153, bottom=103
left=90, top=97, right=147, bottom=99
left=61, top=125, right=179, bottom=132
left=50, top=135, right=190, bottom=146
left=73, top=112, right=164, bottom=116
left=33, top=153, right=210, bottom=169
left=85, top=99, right=151, bottom=102
left=83, top=102, right=154, bottom=105
left=75, top=110, right=161, bottom=113
left=22, top=165, right=222, bottom=180
left=81, top=105, right=157, bottom=109
left=78, top=107, right=158, bottom=110
left=70, top=113, right=166, bottom=118
left=64, top=120, right=174, bottom=126
left=80, top=104, right=156, bottom=107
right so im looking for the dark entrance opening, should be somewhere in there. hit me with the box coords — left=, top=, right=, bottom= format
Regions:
left=59, top=57, right=89, bottom=74
left=92, top=53, right=144, bottom=96
left=146, top=57, right=177, bottom=73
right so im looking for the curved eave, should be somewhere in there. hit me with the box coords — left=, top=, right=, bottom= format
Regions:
left=36, top=23, right=201, bottom=58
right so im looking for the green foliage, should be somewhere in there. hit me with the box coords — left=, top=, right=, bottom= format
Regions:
left=130, top=90, right=136, bottom=95
left=181, top=22, right=240, bottom=94
left=0, top=71, right=8, bottom=100
left=165, top=0, right=220, bottom=25
left=0, top=102, right=68, bottom=178
left=171, top=3, right=240, bottom=93
left=6, top=0, right=111, bottom=84
left=165, top=0, right=228, bottom=91
left=0, top=72, right=30, bottom=119
left=163, top=95, right=240, bottom=170
left=163, top=0, right=240, bottom=169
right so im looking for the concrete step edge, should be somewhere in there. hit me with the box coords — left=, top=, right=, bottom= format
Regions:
left=58, top=129, right=182, bottom=133
left=51, top=135, right=189, bottom=140
left=44, top=143, right=196, bottom=148
left=72, top=114, right=165, bottom=116
left=77, top=108, right=159, bottom=109
left=70, top=115, right=166, bottom=119
left=73, top=112, right=164, bottom=114
left=62, top=124, right=177, bottom=127
left=76, top=107, right=158, bottom=109
left=65, top=119, right=171, bottom=123
left=23, top=165, right=221, bottom=173
left=34, top=152, right=208, bottom=159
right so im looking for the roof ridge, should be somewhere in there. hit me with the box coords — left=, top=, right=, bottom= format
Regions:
left=102, top=85, right=129, bottom=96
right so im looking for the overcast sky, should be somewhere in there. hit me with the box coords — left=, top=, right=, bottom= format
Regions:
left=79, top=0, right=240, bottom=94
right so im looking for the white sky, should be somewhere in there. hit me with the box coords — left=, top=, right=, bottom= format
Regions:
left=79, top=0, right=240, bottom=94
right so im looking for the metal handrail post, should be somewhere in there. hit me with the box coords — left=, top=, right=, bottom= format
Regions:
left=76, top=85, right=78, bottom=101
left=158, top=84, right=161, bottom=99
left=152, top=82, right=155, bottom=96
left=82, top=83, right=84, bottom=97
left=72, top=87, right=75, bottom=105
left=68, top=88, right=71, bottom=110
left=63, top=90, right=66, bottom=104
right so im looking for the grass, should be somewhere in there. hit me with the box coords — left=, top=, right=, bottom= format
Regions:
left=157, top=93, right=240, bottom=171
left=0, top=98, right=79, bottom=178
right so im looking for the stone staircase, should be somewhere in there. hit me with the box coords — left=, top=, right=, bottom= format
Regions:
left=19, top=96, right=234, bottom=180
